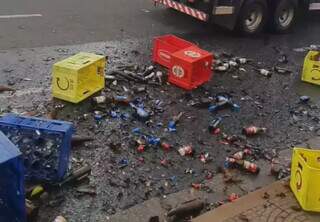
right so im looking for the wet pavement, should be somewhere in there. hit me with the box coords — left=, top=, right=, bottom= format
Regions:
left=0, top=6, right=320, bottom=222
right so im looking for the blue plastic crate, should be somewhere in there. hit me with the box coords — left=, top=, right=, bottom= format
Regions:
left=0, top=131, right=26, bottom=222
left=0, top=114, right=74, bottom=182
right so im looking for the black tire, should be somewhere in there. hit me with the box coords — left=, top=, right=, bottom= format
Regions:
left=237, top=0, right=268, bottom=35
left=270, top=0, right=297, bottom=33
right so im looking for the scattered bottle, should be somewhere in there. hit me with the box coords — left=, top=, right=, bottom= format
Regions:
left=273, top=66, right=292, bottom=75
left=161, top=142, right=171, bottom=151
left=208, top=117, right=222, bottom=134
left=92, top=95, right=107, bottom=105
left=146, top=136, right=160, bottom=146
left=130, top=103, right=150, bottom=121
left=191, top=183, right=202, bottom=190
left=209, top=95, right=240, bottom=113
left=228, top=60, right=238, bottom=67
left=242, top=126, right=267, bottom=136
left=228, top=193, right=239, bottom=202
left=299, top=95, right=310, bottom=103
left=156, top=71, right=163, bottom=84
left=199, top=153, right=210, bottom=163
left=144, top=72, right=155, bottom=80
left=178, top=145, right=193, bottom=156
left=54, top=216, right=67, bottom=222
left=71, top=136, right=94, bottom=147
left=137, top=144, right=145, bottom=153
left=114, top=95, right=132, bottom=105
left=168, top=112, right=184, bottom=132
left=242, top=160, right=260, bottom=174
left=224, top=157, right=237, bottom=168
left=257, top=68, right=272, bottom=77
left=225, top=157, right=259, bottom=174
left=143, top=65, right=155, bottom=76
left=235, top=57, right=248, bottom=64
left=133, top=86, right=146, bottom=93
left=94, top=111, right=103, bottom=122
left=160, top=158, right=169, bottom=167
left=232, top=148, right=253, bottom=160
left=118, top=159, right=129, bottom=168
left=215, top=65, right=228, bottom=72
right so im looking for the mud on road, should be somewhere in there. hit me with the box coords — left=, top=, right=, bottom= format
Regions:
left=1, top=15, right=320, bottom=222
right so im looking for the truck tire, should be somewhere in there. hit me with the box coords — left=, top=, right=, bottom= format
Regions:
left=270, top=0, right=297, bottom=33
left=237, top=0, right=268, bottom=35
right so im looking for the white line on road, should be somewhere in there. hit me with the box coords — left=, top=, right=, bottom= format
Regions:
left=0, top=14, right=42, bottom=19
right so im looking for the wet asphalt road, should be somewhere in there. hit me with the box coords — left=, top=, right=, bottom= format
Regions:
left=0, top=0, right=319, bottom=50
left=0, top=0, right=205, bottom=49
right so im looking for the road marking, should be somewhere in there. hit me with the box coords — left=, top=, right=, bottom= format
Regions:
left=0, top=14, right=42, bottom=19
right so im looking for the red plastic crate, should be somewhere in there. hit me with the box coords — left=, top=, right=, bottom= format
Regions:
left=152, top=35, right=195, bottom=68
left=169, top=46, right=213, bottom=90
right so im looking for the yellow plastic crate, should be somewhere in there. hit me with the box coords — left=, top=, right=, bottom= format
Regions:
left=301, top=51, right=320, bottom=86
left=52, top=52, right=106, bottom=103
left=290, top=147, right=320, bottom=212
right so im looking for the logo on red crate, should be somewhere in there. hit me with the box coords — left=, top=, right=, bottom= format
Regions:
left=184, top=50, right=201, bottom=58
left=172, top=65, right=185, bottom=78
left=158, top=50, right=171, bottom=62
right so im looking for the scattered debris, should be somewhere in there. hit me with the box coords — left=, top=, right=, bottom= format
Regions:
left=242, top=126, right=267, bottom=136
left=228, top=193, right=239, bottom=202
left=56, top=165, right=91, bottom=187
left=0, top=85, right=15, bottom=93
left=167, top=199, right=204, bottom=218
left=76, top=186, right=97, bottom=196
left=53, top=216, right=67, bottom=222
left=178, top=145, right=193, bottom=156
left=71, top=135, right=94, bottom=147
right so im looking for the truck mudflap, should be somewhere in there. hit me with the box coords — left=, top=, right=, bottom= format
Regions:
left=154, top=0, right=209, bottom=22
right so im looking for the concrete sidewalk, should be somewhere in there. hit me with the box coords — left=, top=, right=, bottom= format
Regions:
left=193, top=180, right=320, bottom=222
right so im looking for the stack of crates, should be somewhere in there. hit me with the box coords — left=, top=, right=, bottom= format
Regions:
left=152, top=35, right=213, bottom=90
left=0, top=131, right=26, bottom=222
left=152, top=35, right=195, bottom=68
left=0, top=114, right=74, bottom=182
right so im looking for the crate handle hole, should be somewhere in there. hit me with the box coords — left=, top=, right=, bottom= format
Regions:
left=298, top=162, right=303, bottom=171
left=82, top=60, right=90, bottom=64
left=317, top=157, right=320, bottom=163
left=51, top=122, right=62, bottom=126
left=83, top=90, right=90, bottom=95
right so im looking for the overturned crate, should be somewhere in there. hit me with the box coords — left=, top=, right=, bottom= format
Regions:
left=52, top=52, right=106, bottom=103
left=0, top=114, right=74, bottom=182
left=0, top=131, right=26, bottom=222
